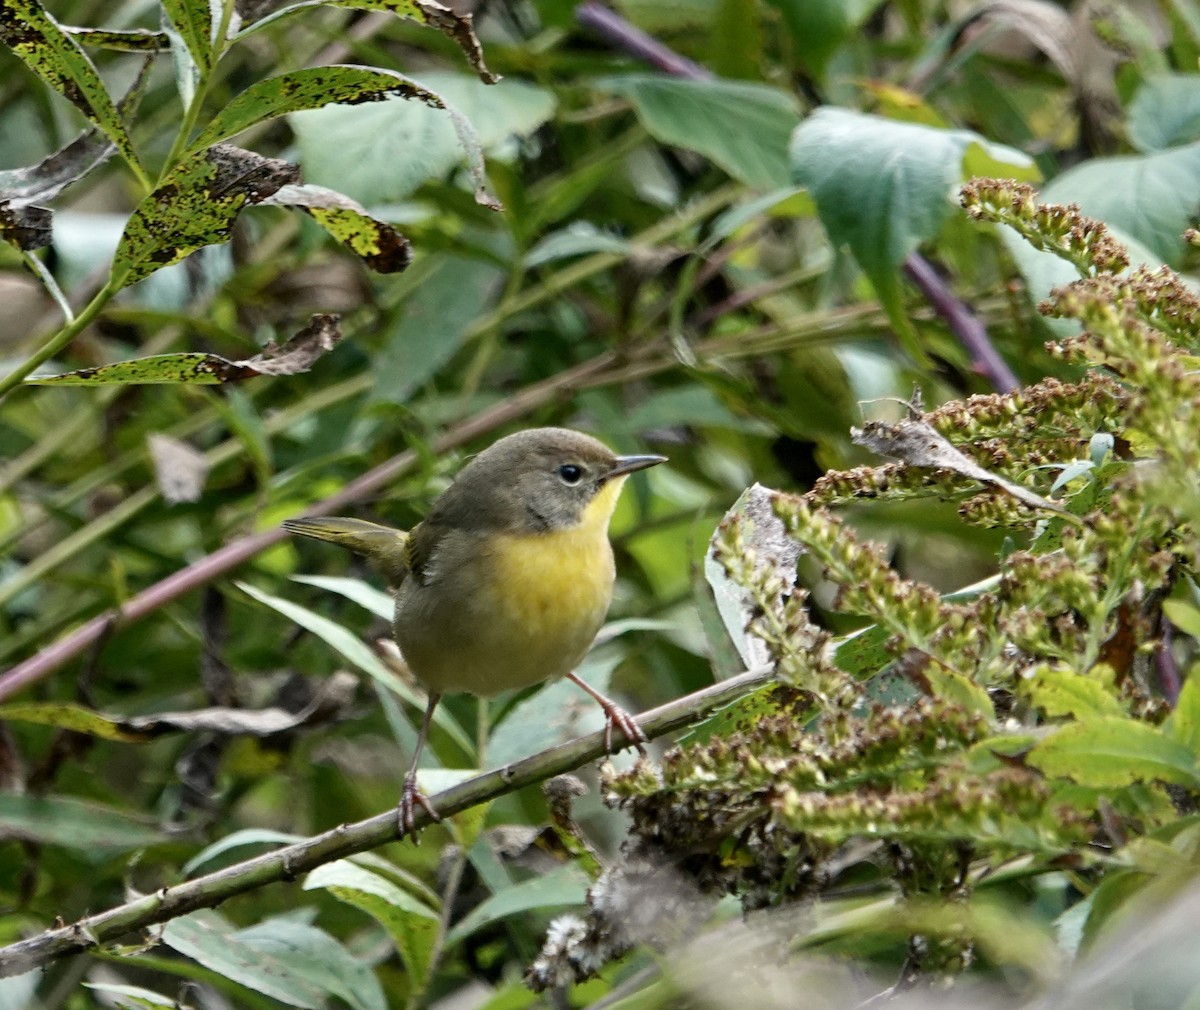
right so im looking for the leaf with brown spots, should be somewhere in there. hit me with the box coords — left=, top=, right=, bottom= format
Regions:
left=263, top=184, right=411, bottom=274
left=110, top=144, right=299, bottom=289
left=0, top=0, right=142, bottom=176
left=27, top=314, right=341, bottom=386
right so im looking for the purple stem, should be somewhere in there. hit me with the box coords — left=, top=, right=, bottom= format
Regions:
left=576, top=2, right=712, bottom=82
left=903, top=253, right=1020, bottom=393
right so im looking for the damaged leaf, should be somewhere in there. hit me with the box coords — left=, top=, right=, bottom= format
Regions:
left=28, top=313, right=341, bottom=385
left=0, top=0, right=142, bottom=175
left=148, top=433, right=209, bottom=503
left=852, top=400, right=1076, bottom=520
left=263, top=184, right=411, bottom=273
left=110, top=144, right=299, bottom=288
left=0, top=671, right=358, bottom=740
left=239, top=0, right=497, bottom=83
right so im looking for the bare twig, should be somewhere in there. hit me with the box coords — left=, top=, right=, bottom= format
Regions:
left=0, top=667, right=773, bottom=979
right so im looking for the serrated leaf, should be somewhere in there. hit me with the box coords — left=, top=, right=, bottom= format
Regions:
left=444, top=863, right=589, bottom=946
left=304, top=860, right=438, bottom=982
left=163, top=912, right=386, bottom=1010
left=597, top=75, right=800, bottom=190
left=0, top=0, right=141, bottom=176
left=1024, top=667, right=1125, bottom=720
left=111, top=144, right=299, bottom=289
left=1028, top=717, right=1200, bottom=788
left=0, top=793, right=165, bottom=850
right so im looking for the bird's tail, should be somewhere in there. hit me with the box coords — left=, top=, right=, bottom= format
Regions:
left=283, top=516, right=410, bottom=586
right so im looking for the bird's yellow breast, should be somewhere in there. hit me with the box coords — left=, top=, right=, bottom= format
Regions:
left=394, top=479, right=626, bottom=696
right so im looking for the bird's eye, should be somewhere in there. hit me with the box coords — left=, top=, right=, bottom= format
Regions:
left=557, top=463, right=584, bottom=485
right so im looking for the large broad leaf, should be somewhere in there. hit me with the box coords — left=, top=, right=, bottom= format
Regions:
left=597, top=75, right=800, bottom=190
left=371, top=254, right=504, bottom=403
left=0, top=793, right=165, bottom=851
left=304, top=860, right=439, bottom=983
left=790, top=108, right=1034, bottom=323
left=0, top=0, right=141, bottom=174
left=162, top=912, right=385, bottom=1010
left=110, top=145, right=299, bottom=289
left=1041, top=142, right=1200, bottom=267
left=290, top=72, right=552, bottom=205
left=1128, top=74, right=1200, bottom=152
left=1028, top=717, right=1200, bottom=789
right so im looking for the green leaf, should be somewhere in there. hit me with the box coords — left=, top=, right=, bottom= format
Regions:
left=160, top=0, right=217, bottom=72
left=487, top=652, right=621, bottom=767
left=190, top=66, right=450, bottom=153
left=0, top=700, right=149, bottom=740
left=1041, top=141, right=1200, bottom=267
left=235, top=0, right=496, bottom=83
left=163, top=912, right=386, bottom=1010
left=790, top=108, right=1033, bottom=325
left=763, top=0, right=885, bottom=79
left=597, top=75, right=800, bottom=190
left=304, top=859, right=439, bottom=982
left=111, top=145, right=299, bottom=289
left=82, top=983, right=175, bottom=1009
left=263, top=183, right=411, bottom=273
left=1163, top=598, right=1200, bottom=639
left=291, top=72, right=551, bottom=205
left=237, top=581, right=473, bottom=756
left=0, top=793, right=165, bottom=851
left=445, top=863, right=589, bottom=946
left=1028, top=717, right=1200, bottom=788
left=183, top=828, right=305, bottom=875
left=372, top=254, right=504, bottom=402
left=292, top=574, right=394, bottom=621
left=0, top=0, right=141, bottom=176
left=1128, top=74, right=1200, bottom=152
left=1164, top=673, right=1200, bottom=754
left=1024, top=666, right=1125, bottom=720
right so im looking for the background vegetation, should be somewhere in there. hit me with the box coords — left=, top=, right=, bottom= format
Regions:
left=2, top=0, right=1200, bottom=1007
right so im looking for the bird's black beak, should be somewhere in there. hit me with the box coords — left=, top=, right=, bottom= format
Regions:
left=605, top=453, right=667, bottom=481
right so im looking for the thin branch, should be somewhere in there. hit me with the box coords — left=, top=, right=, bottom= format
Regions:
left=0, top=667, right=773, bottom=979
left=903, top=253, right=1020, bottom=393
left=576, top=1, right=712, bottom=82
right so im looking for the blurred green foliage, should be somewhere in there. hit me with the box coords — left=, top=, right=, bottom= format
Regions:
left=1, top=0, right=1200, bottom=1007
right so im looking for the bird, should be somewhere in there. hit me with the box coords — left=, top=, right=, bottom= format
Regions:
left=283, top=427, right=667, bottom=834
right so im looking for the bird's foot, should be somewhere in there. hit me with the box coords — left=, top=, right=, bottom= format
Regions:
left=598, top=697, right=648, bottom=756
left=397, top=771, right=441, bottom=838
left=566, top=671, right=649, bottom=755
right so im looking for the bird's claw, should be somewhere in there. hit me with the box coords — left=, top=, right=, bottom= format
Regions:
left=397, top=772, right=441, bottom=838
left=599, top=699, right=648, bottom=756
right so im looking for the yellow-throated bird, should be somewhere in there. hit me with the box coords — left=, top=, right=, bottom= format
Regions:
left=283, top=427, right=666, bottom=833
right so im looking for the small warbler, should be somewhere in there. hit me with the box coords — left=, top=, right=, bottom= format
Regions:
left=283, top=427, right=666, bottom=833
